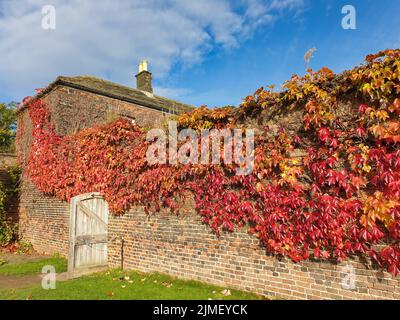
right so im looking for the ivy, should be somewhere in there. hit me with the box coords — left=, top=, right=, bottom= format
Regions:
left=18, top=49, right=400, bottom=276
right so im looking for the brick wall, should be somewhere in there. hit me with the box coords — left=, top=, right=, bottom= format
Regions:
left=16, top=84, right=167, bottom=163
left=0, top=153, right=17, bottom=168
left=15, top=85, right=400, bottom=299
left=19, top=179, right=400, bottom=300
left=18, top=180, right=69, bottom=256
left=44, top=85, right=166, bottom=135
left=0, top=153, right=16, bottom=189
left=17, top=85, right=167, bottom=254
left=0, top=153, right=19, bottom=224
left=107, top=202, right=400, bottom=300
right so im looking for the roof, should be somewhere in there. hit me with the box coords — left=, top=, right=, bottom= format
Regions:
left=20, top=75, right=194, bottom=114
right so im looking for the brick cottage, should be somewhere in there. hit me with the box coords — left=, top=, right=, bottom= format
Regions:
left=15, top=62, right=400, bottom=300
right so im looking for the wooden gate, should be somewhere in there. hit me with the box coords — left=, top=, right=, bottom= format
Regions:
left=68, top=193, right=108, bottom=276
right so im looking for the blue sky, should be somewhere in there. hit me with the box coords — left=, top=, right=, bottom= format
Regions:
left=0, top=0, right=399, bottom=107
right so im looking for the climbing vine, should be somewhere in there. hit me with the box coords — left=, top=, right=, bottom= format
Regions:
left=18, top=49, right=400, bottom=275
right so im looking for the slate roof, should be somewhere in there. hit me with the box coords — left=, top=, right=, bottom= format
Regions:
left=20, top=75, right=194, bottom=114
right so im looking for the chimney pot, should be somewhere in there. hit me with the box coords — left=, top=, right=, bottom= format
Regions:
left=142, top=59, right=148, bottom=71
left=135, top=59, right=153, bottom=93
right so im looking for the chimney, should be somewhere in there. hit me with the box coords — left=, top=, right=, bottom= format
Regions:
left=135, top=59, right=153, bottom=93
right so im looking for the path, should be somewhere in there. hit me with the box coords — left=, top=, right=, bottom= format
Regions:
left=0, top=272, right=69, bottom=289
left=0, top=252, right=47, bottom=264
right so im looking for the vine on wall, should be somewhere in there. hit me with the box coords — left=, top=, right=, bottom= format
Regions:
left=18, top=50, right=400, bottom=275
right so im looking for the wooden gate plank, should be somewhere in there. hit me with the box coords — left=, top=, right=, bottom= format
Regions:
left=78, top=202, right=107, bottom=227
left=68, top=193, right=109, bottom=277
left=75, top=234, right=108, bottom=245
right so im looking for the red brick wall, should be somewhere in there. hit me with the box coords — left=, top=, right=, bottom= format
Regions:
left=0, top=153, right=17, bottom=168
left=16, top=85, right=167, bottom=163
left=18, top=180, right=400, bottom=300
left=107, top=203, right=400, bottom=300
left=15, top=86, right=400, bottom=299
left=43, top=85, right=166, bottom=135
left=0, top=154, right=16, bottom=190
left=18, top=180, right=70, bottom=256
left=16, top=83, right=167, bottom=250
left=0, top=153, right=19, bottom=224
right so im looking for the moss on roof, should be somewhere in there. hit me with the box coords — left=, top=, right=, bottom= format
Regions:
left=57, top=76, right=194, bottom=114
left=21, top=75, right=194, bottom=114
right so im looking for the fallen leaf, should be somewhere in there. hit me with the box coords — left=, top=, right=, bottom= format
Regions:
left=221, top=289, right=231, bottom=296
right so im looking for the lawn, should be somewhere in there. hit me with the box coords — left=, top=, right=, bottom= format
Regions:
left=0, top=256, right=263, bottom=300
left=0, top=254, right=67, bottom=276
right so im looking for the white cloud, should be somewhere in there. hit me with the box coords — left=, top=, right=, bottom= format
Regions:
left=154, top=86, right=193, bottom=101
left=0, top=0, right=304, bottom=100
left=269, top=0, right=304, bottom=10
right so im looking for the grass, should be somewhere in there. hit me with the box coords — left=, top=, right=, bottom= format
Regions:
left=0, top=268, right=264, bottom=300
left=0, top=254, right=67, bottom=276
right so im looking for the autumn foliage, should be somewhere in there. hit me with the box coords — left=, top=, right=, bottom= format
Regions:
left=18, top=49, right=400, bottom=275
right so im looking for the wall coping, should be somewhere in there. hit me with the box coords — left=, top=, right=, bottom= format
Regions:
left=0, top=153, right=16, bottom=157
